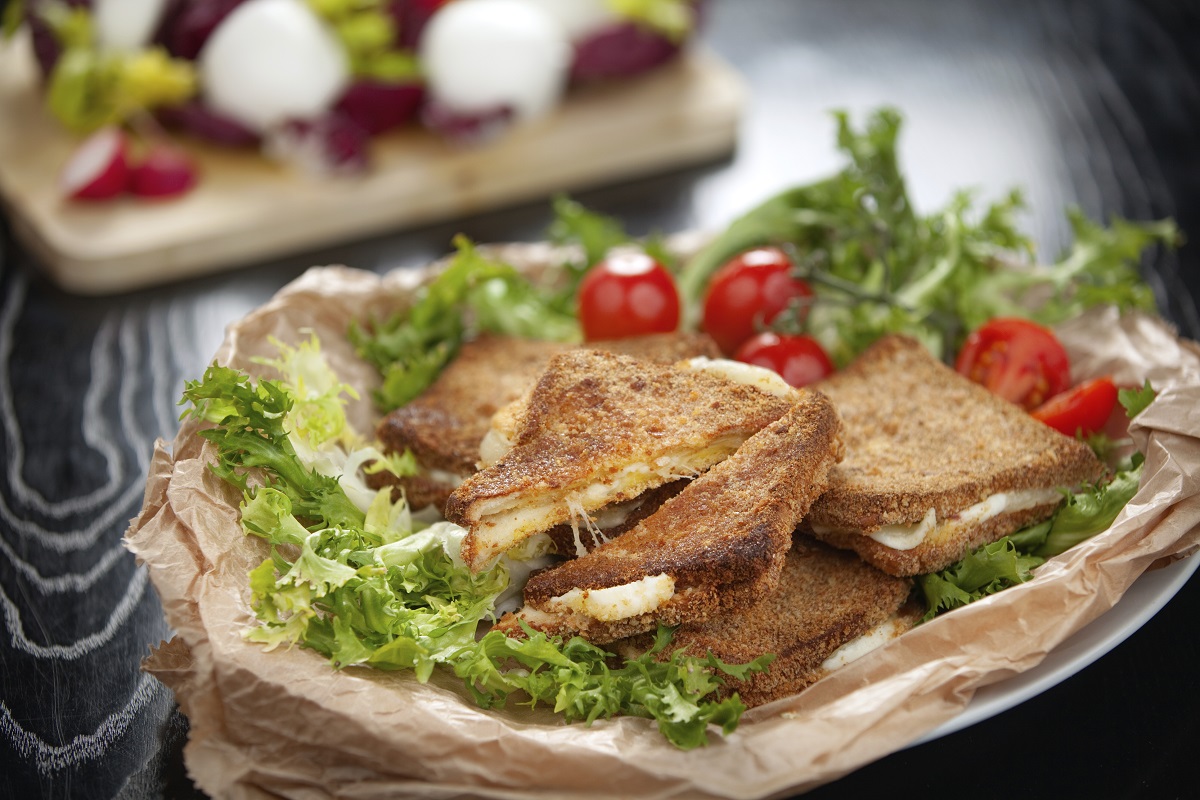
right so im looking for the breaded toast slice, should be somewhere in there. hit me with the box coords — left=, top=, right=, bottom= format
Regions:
left=493, top=391, right=845, bottom=643
left=445, top=349, right=804, bottom=573
left=371, top=332, right=720, bottom=510
left=803, top=335, right=1105, bottom=576
left=613, top=537, right=919, bottom=707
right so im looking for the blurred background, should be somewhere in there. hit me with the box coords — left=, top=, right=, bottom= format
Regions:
left=1, top=0, right=1198, bottom=797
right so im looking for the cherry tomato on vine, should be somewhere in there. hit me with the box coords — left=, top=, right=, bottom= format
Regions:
left=954, top=318, right=1071, bottom=410
left=734, top=332, right=834, bottom=388
left=701, top=247, right=815, bottom=355
left=577, top=252, right=681, bottom=340
left=1031, top=376, right=1119, bottom=437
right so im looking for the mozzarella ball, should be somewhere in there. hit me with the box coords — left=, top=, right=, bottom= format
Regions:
left=420, top=0, right=571, bottom=121
left=199, top=0, right=350, bottom=133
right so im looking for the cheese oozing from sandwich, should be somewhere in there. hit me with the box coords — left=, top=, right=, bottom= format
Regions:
left=815, top=487, right=1066, bottom=551
left=465, top=438, right=749, bottom=567
left=683, top=357, right=797, bottom=397
left=818, top=611, right=913, bottom=672
left=546, top=573, right=676, bottom=622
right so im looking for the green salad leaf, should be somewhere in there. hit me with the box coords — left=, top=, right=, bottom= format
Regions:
left=349, top=236, right=580, bottom=411
left=678, top=108, right=1180, bottom=365
left=181, top=339, right=764, bottom=749
left=1119, top=380, right=1157, bottom=419
left=918, top=443, right=1147, bottom=621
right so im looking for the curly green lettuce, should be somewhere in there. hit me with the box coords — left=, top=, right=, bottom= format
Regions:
left=917, top=384, right=1156, bottom=620
left=678, top=108, right=1180, bottom=365
left=181, top=337, right=767, bottom=749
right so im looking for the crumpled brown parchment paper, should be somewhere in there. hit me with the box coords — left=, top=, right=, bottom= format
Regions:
left=125, top=258, right=1200, bottom=800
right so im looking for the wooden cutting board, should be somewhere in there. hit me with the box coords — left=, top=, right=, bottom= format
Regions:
left=0, top=32, right=743, bottom=295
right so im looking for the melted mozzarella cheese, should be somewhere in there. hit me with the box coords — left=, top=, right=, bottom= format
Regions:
left=861, top=487, right=1066, bottom=551
left=684, top=357, right=798, bottom=397
left=468, top=439, right=745, bottom=569
left=867, top=507, right=937, bottom=550
left=547, top=574, right=676, bottom=622
left=818, top=614, right=911, bottom=672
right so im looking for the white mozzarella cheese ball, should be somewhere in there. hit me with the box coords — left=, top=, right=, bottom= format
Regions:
left=420, top=0, right=572, bottom=121
left=199, top=0, right=350, bottom=133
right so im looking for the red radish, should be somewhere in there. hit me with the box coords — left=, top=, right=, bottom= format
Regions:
left=130, top=143, right=199, bottom=198
left=59, top=127, right=132, bottom=201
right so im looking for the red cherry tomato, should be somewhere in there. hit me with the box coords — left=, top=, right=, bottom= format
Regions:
left=954, top=318, right=1072, bottom=410
left=578, top=252, right=680, bottom=340
left=1031, top=377, right=1119, bottom=437
left=701, top=247, right=815, bottom=355
left=734, top=332, right=834, bottom=388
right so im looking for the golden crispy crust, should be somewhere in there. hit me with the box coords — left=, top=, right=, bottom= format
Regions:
left=509, top=390, right=845, bottom=643
left=614, top=537, right=917, bottom=708
left=372, top=332, right=721, bottom=509
left=806, top=335, right=1104, bottom=532
left=446, top=349, right=801, bottom=569
left=376, top=335, right=567, bottom=476
left=601, top=331, right=723, bottom=363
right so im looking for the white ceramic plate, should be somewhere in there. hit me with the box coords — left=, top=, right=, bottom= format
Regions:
left=918, top=553, right=1199, bottom=744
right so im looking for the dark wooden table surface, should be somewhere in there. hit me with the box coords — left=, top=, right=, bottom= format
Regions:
left=2, top=1, right=1198, bottom=797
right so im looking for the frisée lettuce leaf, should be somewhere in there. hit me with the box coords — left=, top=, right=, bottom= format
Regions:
left=181, top=336, right=767, bottom=749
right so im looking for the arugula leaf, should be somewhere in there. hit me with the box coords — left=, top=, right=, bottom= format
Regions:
left=306, top=0, right=422, bottom=82
left=350, top=236, right=579, bottom=411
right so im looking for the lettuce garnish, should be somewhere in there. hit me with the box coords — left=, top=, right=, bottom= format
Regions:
left=349, top=236, right=580, bottom=411
left=181, top=338, right=766, bottom=749
left=917, top=384, right=1156, bottom=620
left=678, top=108, right=1180, bottom=365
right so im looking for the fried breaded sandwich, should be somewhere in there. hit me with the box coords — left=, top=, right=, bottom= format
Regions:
left=493, top=392, right=845, bottom=643
left=371, top=332, right=720, bottom=510
left=444, top=348, right=804, bottom=573
left=803, top=335, right=1105, bottom=576
left=613, top=536, right=920, bottom=707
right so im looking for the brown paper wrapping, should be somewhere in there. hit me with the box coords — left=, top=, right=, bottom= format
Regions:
left=125, top=257, right=1200, bottom=800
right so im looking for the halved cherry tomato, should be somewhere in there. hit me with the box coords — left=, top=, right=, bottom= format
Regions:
left=954, top=318, right=1071, bottom=410
left=578, top=252, right=680, bottom=340
left=734, top=332, right=834, bottom=388
left=1031, top=377, right=1119, bottom=437
left=702, top=247, right=815, bottom=355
